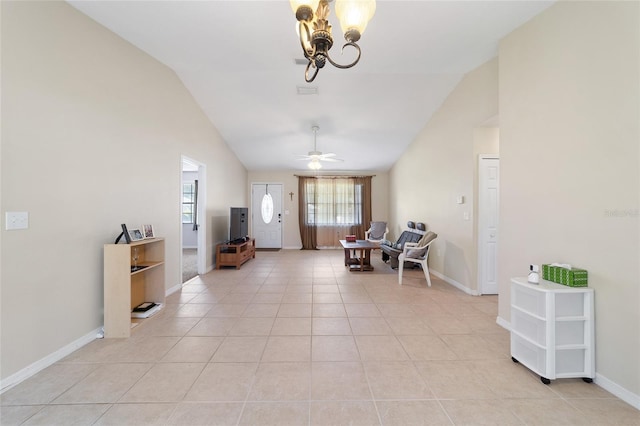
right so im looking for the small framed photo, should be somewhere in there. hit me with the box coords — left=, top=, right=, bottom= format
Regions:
left=142, top=224, right=155, bottom=239
left=128, top=228, right=144, bottom=241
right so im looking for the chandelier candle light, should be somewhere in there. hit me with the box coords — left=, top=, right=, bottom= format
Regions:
left=291, top=0, right=376, bottom=82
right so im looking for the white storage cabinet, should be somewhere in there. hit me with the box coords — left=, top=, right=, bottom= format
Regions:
left=510, top=277, right=595, bottom=384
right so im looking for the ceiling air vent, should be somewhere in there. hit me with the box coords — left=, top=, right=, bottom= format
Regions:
left=296, top=86, right=318, bottom=95
left=294, top=58, right=308, bottom=66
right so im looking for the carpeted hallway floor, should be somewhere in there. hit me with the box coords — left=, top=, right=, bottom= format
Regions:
left=182, top=248, right=198, bottom=283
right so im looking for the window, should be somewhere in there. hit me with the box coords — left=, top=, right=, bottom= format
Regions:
left=261, top=192, right=274, bottom=224
left=298, top=175, right=371, bottom=249
left=305, top=178, right=363, bottom=226
left=182, top=182, right=196, bottom=224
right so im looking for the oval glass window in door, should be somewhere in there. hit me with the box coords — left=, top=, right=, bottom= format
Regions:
left=261, top=193, right=274, bottom=224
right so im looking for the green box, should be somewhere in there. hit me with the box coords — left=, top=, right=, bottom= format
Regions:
left=558, top=268, right=588, bottom=287
left=542, top=264, right=559, bottom=281
left=542, top=264, right=551, bottom=280
left=542, top=264, right=588, bottom=287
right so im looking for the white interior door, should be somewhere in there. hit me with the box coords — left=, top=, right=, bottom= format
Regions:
left=251, top=183, right=282, bottom=249
left=478, top=156, right=499, bottom=295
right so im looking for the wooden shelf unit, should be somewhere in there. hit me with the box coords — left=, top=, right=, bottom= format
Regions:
left=216, top=238, right=256, bottom=269
left=104, top=238, right=165, bottom=338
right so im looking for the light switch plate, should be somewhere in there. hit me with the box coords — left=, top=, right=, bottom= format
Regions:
left=6, top=212, right=29, bottom=230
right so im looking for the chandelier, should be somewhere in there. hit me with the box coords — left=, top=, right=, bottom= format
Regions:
left=290, top=0, right=376, bottom=83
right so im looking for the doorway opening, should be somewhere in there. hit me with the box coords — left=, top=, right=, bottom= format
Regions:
left=181, top=156, right=206, bottom=283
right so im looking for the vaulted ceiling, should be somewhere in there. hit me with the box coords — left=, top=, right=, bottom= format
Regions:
left=69, top=1, right=553, bottom=172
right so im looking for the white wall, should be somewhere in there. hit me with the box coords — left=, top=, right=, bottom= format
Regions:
left=247, top=171, right=389, bottom=249
left=389, top=59, right=498, bottom=293
left=498, top=1, right=639, bottom=399
left=1, top=1, right=247, bottom=381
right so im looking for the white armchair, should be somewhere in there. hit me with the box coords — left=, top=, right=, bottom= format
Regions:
left=365, top=221, right=388, bottom=243
left=398, top=232, right=437, bottom=286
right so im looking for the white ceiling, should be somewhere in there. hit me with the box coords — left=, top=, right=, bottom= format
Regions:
left=68, top=0, right=553, bottom=172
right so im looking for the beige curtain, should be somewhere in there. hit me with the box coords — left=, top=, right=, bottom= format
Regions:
left=298, top=176, right=317, bottom=249
left=353, top=176, right=372, bottom=239
left=298, top=176, right=372, bottom=249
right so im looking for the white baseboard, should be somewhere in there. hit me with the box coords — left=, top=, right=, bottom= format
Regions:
left=0, top=327, right=101, bottom=394
left=166, top=282, right=183, bottom=295
left=496, top=315, right=510, bottom=330
left=595, top=372, right=640, bottom=410
left=430, top=270, right=478, bottom=296
left=172, top=265, right=214, bottom=292
left=283, top=246, right=303, bottom=250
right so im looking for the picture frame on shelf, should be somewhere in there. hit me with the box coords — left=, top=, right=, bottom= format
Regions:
left=118, top=223, right=131, bottom=244
left=142, top=224, right=155, bottom=239
left=128, top=228, right=144, bottom=241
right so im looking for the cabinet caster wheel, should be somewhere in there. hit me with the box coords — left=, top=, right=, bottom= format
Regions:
left=582, top=377, right=593, bottom=383
left=541, top=377, right=551, bottom=385
left=511, top=357, right=519, bottom=363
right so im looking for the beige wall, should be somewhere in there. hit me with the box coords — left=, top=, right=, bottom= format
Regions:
left=499, top=1, right=639, bottom=396
left=247, top=171, right=389, bottom=249
left=1, top=1, right=247, bottom=380
left=389, top=58, right=498, bottom=292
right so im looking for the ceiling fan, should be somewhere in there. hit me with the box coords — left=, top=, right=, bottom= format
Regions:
left=296, top=126, right=344, bottom=169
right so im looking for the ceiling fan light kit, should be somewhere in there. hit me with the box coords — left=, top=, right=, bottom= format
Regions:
left=308, top=159, right=323, bottom=170
left=290, top=0, right=376, bottom=82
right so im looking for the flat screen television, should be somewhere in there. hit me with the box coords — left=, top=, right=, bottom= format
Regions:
left=229, top=207, right=248, bottom=243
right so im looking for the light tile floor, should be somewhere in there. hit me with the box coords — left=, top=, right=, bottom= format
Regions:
left=2, top=250, right=638, bottom=425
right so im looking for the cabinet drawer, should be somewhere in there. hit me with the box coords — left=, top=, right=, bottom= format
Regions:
left=511, top=335, right=547, bottom=377
left=555, top=292, right=586, bottom=318
left=511, top=308, right=547, bottom=346
left=556, top=320, right=586, bottom=346
left=219, top=253, right=238, bottom=263
left=556, top=348, right=587, bottom=376
left=512, top=283, right=546, bottom=317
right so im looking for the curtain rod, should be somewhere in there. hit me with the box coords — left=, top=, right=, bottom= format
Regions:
left=294, top=174, right=376, bottom=178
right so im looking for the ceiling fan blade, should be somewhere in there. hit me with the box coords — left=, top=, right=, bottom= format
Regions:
left=295, top=126, right=344, bottom=165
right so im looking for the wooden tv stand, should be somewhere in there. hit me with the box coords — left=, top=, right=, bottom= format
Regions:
left=216, top=238, right=255, bottom=269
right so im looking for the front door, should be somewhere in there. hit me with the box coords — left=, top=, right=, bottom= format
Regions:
left=478, top=156, right=500, bottom=294
left=251, top=183, right=283, bottom=249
